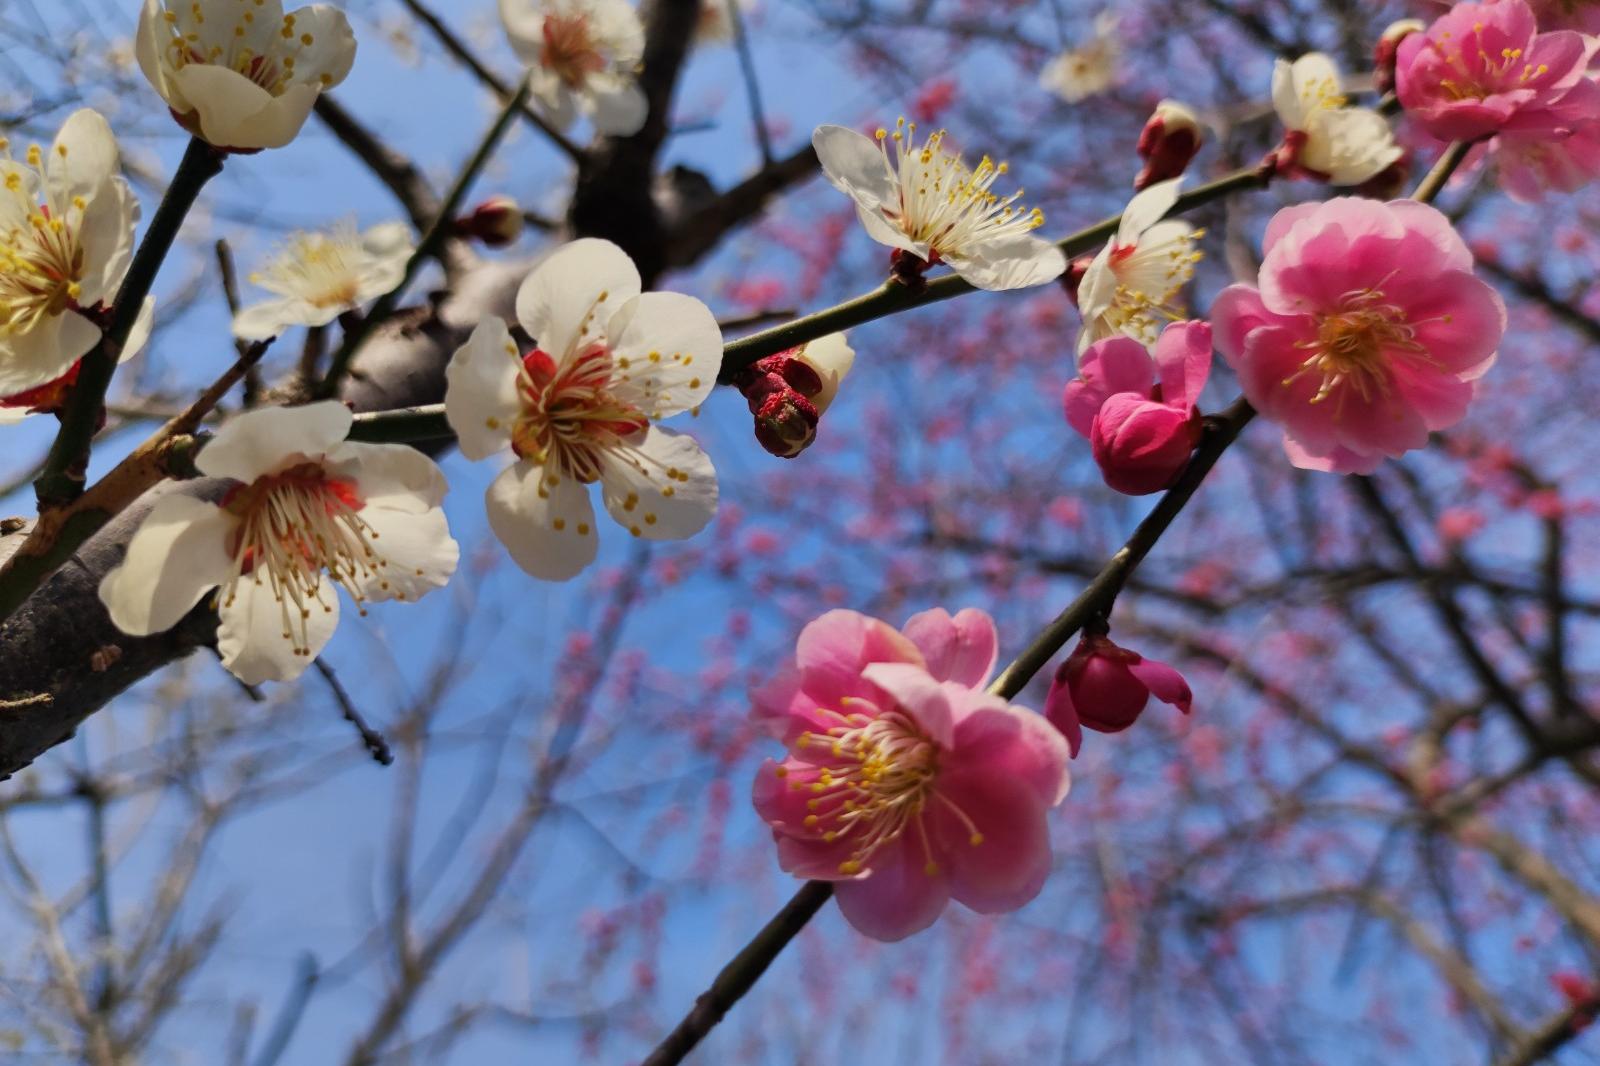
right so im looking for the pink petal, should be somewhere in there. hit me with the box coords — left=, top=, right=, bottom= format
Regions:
left=795, top=609, right=923, bottom=708
left=1042, top=669, right=1085, bottom=758
left=948, top=692, right=1072, bottom=806
left=1154, top=320, right=1212, bottom=408
left=1127, top=656, right=1193, bottom=714
left=1209, top=285, right=1278, bottom=365
left=902, top=607, right=999, bottom=689
left=928, top=770, right=1053, bottom=915
left=860, top=662, right=954, bottom=748
left=1062, top=377, right=1106, bottom=440
left=834, top=839, right=951, bottom=942
left=1087, top=335, right=1159, bottom=396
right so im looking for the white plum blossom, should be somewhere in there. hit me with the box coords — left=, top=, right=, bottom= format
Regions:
left=136, top=0, right=357, bottom=152
left=1039, top=12, right=1121, bottom=103
left=233, top=222, right=415, bottom=340
left=812, top=119, right=1066, bottom=292
left=0, top=109, right=139, bottom=397
left=446, top=238, right=723, bottom=581
left=499, top=0, right=649, bottom=136
left=1271, top=53, right=1402, bottom=185
left=99, top=402, right=459, bottom=685
left=1075, top=178, right=1203, bottom=356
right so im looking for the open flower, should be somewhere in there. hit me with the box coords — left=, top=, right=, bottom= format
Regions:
left=813, top=119, right=1066, bottom=291
left=499, top=0, right=648, bottom=136
left=1528, top=0, right=1600, bottom=34
left=752, top=608, right=1071, bottom=942
left=0, top=300, right=156, bottom=424
left=1064, top=321, right=1211, bottom=495
left=1039, top=12, right=1121, bottom=103
left=1075, top=178, right=1202, bottom=355
left=98, top=402, right=459, bottom=685
left=0, top=110, right=139, bottom=397
left=1043, top=632, right=1192, bottom=757
left=1491, top=114, right=1600, bottom=202
left=445, top=238, right=723, bottom=581
left=1396, top=0, right=1599, bottom=143
left=232, top=222, right=414, bottom=340
left=136, top=0, right=357, bottom=151
left=1270, top=53, right=1402, bottom=185
left=1211, top=198, right=1506, bottom=474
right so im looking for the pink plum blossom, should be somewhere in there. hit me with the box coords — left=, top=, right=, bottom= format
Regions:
left=1043, top=632, right=1192, bottom=757
left=1491, top=110, right=1600, bottom=201
left=1211, top=198, right=1506, bottom=474
left=751, top=608, right=1070, bottom=942
left=1063, top=321, right=1212, bottom=495
left=1396, top=0, right=1599, bottom=142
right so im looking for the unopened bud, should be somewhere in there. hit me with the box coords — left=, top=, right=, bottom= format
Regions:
left=1374, top=19, right=1424, bottom=94
left=456, top=195, right=524, bottom=248
left=1135, top=100, right=1204, bottom=191
left=791, top=333, right=855, bottom=415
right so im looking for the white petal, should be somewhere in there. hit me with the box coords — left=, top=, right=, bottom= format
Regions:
left=136, top=0, right=183, bottom=112
left=170, top=66, right=317, bottom=151
left=586, top=75, right=649, bottom=136
left=605, top=292, right=724, bottom=418
left=217, top=572, right=339, bottom=685
left=852, top=201, right=923, bottom=258
left=232, top=296, right=331, bottom=340
left=119, top=297, right=156, bottom=364
left=813, top=124, right=899, bottom=212
left=328, top=440, right=450, bottom=512
left=797, top=332, right=855, bottom=415
left=356, top=221, right=416, bottom=301
left=76, top=177, right=139, bottom=307
left=46, top=109, right=119, bottom=212
left=597, top=426, right=717, bottom=541
left=444, top=317, right=521, bottom=461
left=352, top=503, right=459, bottom=603
left=498, top=0, right=547, bottom=63
left=288, top=5, right=358, bottom=92
left=198, top=401, right=353, bottom=482
left=947, top=235, right=1067, bottom=292
left=485, top=460, right=599, bottom=581
left=0, top=312, right=101, bottom=395
left=1270, top=58, right=1302, bottom=128
left=515, top=238, right=642, bottom=359
left=1118, top=177, right=1183, bottom=244
left=98, top=494, right=235, bottom=636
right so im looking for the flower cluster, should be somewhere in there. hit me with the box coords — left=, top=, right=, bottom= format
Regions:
left=1396, top=0, right=1600, bottom=202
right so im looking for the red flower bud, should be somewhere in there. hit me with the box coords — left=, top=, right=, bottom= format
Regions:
left=1135, top=100, right=1204, bottom=191
left=733, top=352, right=825, bottom=459
left=1044, top=632, right=1192, bottom=757
left=455, top=195, right=524, bottom=248
left=1090, top=395, right=1203, bottom=495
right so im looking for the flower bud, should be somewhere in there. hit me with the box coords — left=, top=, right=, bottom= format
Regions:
left=1374, top=19, right=1424, bottom=95
left=1135, top=100, right=1204, bottom=191
left=792, top=333, right=855, bottom=415
left=1090, top=394, right=1203, bottom=495
left=1044, top=632, right=1192, bottom=757
left=456, top=195, right=525, bottom=248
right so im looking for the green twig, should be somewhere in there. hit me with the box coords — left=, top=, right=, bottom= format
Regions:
left=34, top=137, right=225, bottom=508
left=315, top=75, right=534, bottom=400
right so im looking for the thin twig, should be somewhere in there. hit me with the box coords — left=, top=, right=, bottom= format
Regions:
left=313, top=659, right=394, bottom=767
left=214, top=239, right=263, bottom=407
left=726, top=0, right=773, bottom=164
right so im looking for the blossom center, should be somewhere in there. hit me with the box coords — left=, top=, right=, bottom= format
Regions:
left=253, top=231, right=366, bottom=310
left=156, top=5, right=328, bottom=97
left=786, top=703, right=983, bottom=877
left=0, top=147, right=87, bottom=336
left=1098, top=229, right=1204, bottom=345
left=874, top=117, right=1046, bottom=260
left=219, top=462, right=388, bottom=658
left=1289, top=288, right=1424, bottom=404
left=1432, top=25, right=1552, bottom=100
left=541, top=15, right=606, bottom=88
left=511, top=345, right=648, bottom=483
